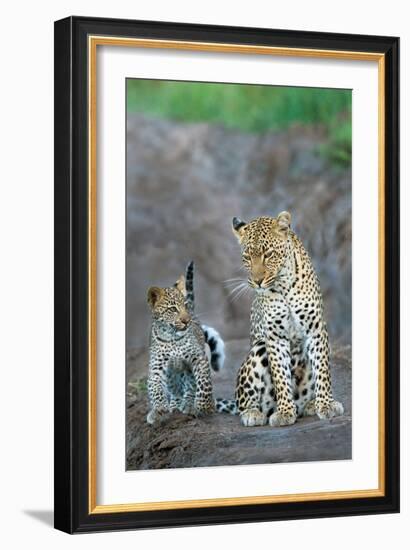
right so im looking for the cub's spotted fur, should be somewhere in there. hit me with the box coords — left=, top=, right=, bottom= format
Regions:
left=146, top=262, right=224, bottom=424
left=217, top=213, right=343, bottom=427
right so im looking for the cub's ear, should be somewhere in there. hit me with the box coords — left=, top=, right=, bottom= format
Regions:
left=174, top=274, right=187, bottom=297
left=276, top=211, right=291, bottom=233
left=232, top=217, right=247, bottom=242
left=147, top=286, right=163, bottom=308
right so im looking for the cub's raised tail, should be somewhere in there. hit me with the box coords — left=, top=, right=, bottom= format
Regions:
left=181, top=261, right=226, bottom=373
left=185, top=260, right=195, bottom=314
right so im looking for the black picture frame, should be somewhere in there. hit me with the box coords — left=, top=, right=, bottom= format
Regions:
left=54, top=15, right=400, bottom=533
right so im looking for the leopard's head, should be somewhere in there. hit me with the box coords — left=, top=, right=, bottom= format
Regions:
left=232, top=212, right=291, bottom=290
left=147, top=274, right=191, bottom=331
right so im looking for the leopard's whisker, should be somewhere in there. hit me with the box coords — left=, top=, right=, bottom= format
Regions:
left=223, top=278, right=247, bottom=288
left=224, top=280, right=247, bottom=289
left=227, top=282, right=247, bottom=299
left=230, top=285, right=249, bottom=303
left=228, top=282, right=250, bottom=303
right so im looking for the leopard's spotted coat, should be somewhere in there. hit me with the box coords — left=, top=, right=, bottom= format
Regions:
left=216, top=213, right=343, bottom=427
left=146, top=262, right=224, bottom=424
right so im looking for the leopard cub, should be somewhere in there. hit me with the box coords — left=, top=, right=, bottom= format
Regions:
left=146, top=261, right=224, bottom=424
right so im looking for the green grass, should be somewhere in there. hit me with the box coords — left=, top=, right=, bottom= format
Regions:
left=127, top=79, right=352, bottom=165
left=319, top=118, right=352, bottom=168
left=128, top=377, right=148, bottom=395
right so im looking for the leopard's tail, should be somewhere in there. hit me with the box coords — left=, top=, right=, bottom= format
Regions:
left=202, top=324, right=225, bottom=372
left=215, top=398, right=238, bottom=415
left=184, top=261, right=225, bottom=372
left=185, top=260, right=195, bottom=314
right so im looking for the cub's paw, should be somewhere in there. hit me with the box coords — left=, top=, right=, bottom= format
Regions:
left=269, top=409, right=297, bottom=427
left=180, top=401, right=196, bottom=416
left=240, top=409, right=267, bottom=427
left=146, top=408, right=168, bottom=425
left=194, top=398, right=215, bottom=415
left=316, top=400, right=344, bottom=420
left=169, top=399, right=183, bottom=412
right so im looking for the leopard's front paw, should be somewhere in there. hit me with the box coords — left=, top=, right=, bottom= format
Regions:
left=240, top=409, right=267, bottom=427
left=146, top=408, right=168, bottom=424
left=316, top=400, right=344, bottom=420
left=194, top=398, right=215, bottom=415
left=303, top=399, right=317, bottom=417
left=269, top=409, right=297, bottom=427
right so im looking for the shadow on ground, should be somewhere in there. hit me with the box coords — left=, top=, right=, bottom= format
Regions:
left=126, top=339, right=351, bottom=470
left=23, top=510, right=54, bottom=527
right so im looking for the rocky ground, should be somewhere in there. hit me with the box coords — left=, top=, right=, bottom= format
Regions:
left=126, top=340, right=351, bottom=470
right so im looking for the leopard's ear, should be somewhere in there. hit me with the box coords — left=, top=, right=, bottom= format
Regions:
left=147, top=286, right=164, bottom=308
left=174, top=274, right=187, bottom=297
left=276, top=211, right=291, bottom=234
left=232, top=217, right=247, bottom=242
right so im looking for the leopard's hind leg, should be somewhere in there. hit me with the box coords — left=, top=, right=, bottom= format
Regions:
left=236, top=341, right=274, bottom=427
left=180, top=370, right=196, bottom=415
left=166, top=367, right=184, bottom=412
left=290, top=355, right=316, bottom=417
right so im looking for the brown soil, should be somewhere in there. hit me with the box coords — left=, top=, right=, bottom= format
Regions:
left=126, top=340, right=351, bottom=470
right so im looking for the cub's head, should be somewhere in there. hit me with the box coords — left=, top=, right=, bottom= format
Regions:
left=147, top=274, right=191, bottom=331
left=232, top=212, right=291, bottom=290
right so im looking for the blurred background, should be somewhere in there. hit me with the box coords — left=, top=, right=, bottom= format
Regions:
left=126, top=80, right=352, bottom=351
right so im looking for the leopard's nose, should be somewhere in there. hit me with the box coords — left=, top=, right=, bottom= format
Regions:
left=253, top=277, right=264, bottom=287
left=179, top=312, right=190, bottom=325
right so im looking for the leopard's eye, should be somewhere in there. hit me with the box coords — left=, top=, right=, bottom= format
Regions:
left=264, top=250, right=275, bottom=259
left=242, top=252, right=251, bottom=261
left=168, top=306, right=178, bottom=313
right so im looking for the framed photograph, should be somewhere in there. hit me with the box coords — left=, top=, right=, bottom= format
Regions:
left=54, top=16, right=399, bottom=533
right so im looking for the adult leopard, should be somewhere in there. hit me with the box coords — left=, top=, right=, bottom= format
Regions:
left=217, top=212, right=344, bottom=427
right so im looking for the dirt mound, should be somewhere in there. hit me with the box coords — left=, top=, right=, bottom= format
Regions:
left=126, top=340, right=351, bottom=470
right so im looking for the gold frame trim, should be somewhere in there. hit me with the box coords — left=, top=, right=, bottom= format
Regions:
left=88, top=36, right=386, bottom=514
